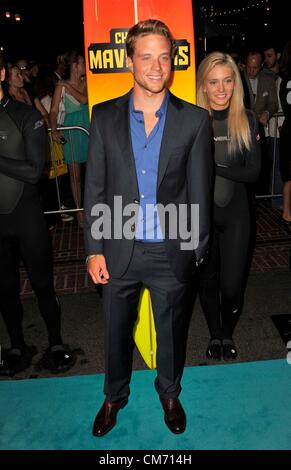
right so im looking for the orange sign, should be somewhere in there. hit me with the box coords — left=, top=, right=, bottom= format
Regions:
left=83, top=0, right=196, bottom=112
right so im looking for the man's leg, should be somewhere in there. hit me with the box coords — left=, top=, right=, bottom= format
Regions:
left=18, top=202, right=63, bottom=348
left=0, top=235, right=25, bottom=350
left=102, top=275, right=142, bottom=401
left=141, top=243, right=188, bottom=398
left=0, top=230, right=38, bottom=376
left=17, top=197, right=75, bottom=372
left=92, top=244, right=142, bottom=437
left=141, top=242, right=188, bottom=433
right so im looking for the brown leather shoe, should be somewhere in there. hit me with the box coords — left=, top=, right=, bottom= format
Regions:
left=92, top=398, right=128, bottom=437
left=160, top=398, right=186, bottom=434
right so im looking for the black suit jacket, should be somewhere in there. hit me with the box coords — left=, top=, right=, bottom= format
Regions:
left=84, top=91, right=213, bottom=282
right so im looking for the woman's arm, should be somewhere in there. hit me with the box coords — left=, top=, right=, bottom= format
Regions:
left=0, top=108, right=46, bottom=184
left=34, top=97, right=49, bottom=125
left=57, top=80, right=88, bottom=105
left=215, top=114, right=261, bottom=183
left=49, top=84, right=64, bottom=143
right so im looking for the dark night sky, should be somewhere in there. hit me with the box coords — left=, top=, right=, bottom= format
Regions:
left=0, top=0, right=290, bottom=64
left=0, top=0, right=84, bottom=62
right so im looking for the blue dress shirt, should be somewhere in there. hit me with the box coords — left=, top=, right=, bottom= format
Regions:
left=129, top=91, right=169, bottom=242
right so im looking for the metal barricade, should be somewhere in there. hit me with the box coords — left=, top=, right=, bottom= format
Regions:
left=45, top=114, right=285, bottom=215
left=45, top=125, right=89, bottom=217
left=255, top=112, right=284, bottom=200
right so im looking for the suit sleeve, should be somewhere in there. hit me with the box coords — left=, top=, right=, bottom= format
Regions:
left=0, top=109, right=46, bottom=184
left=188, top=111, right=213, bottom=260
left=84, top=107, right=106, bottom=256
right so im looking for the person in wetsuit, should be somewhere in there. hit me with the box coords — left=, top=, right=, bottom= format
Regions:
left=0, top=55, right=74, bottom=376
left=196, top=52, right=261, bottom=361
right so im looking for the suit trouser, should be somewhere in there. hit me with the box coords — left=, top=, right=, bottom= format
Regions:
left=102, top=241, right=189, bottom=402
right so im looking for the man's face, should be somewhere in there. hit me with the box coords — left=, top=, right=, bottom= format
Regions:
left=8, top=66, right=24, bottom=88
left=0, top=67, right=5, bottom=97
left=246, top=54, right=262, bottom=79
left=16, top=59, right=30, bottom=82
left=264, top=48, right=278, bottom=69
left=76, top=56, right=86, bottom=78
left=127, top=34, right=172, bottom=95
left=0, top=67, right=5, bottom=82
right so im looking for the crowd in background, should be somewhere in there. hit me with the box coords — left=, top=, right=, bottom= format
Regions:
left=2, top=39, right=291, bottom=232
left=3, top=51, right=90, bottom=230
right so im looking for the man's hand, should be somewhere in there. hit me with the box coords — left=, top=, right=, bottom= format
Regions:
left=258, top=111, right=269, bottom=127
left=87, top=255, right=110, bottom=284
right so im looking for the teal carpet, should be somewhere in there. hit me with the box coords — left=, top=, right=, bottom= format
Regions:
left=0, top=359, right=291, bottom=450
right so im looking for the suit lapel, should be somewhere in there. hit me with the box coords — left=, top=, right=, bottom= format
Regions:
left=114, top=92, right=139, bottom=193
left=157, top=93, right=184, bottom=188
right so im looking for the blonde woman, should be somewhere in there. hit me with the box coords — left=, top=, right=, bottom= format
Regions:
left=197, top=52, right=261, bottom=360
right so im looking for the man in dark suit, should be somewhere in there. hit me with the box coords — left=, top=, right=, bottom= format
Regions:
left=84, top=19, right=212, bottom=437
left=242, top=51, right=278, bottom=125
left=242, top=51, right=278, bottom=194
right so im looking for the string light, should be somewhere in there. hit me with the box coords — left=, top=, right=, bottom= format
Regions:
left=201, top=0, right=268, bottom=18
left=219, top=24, right=239, bottom=27
left=3, top=10, right=23, bottom=21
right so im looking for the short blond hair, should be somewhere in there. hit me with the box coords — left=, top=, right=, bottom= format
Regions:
left=126, top=19, right=177, bottom=59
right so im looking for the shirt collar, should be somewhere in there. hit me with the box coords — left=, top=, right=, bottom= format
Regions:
left=130, top=89, right=169, bottom=122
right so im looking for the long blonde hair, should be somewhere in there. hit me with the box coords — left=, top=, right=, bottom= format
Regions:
left=197, top=51, right=251, bottom=154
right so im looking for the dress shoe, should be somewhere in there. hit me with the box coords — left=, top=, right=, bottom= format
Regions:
left=92, top=398, right=128, bottom=437
left=222, top=339, right=238, bottom=361
left=160, top=398, right=186, bottom=434
left=0, top=345, right=37, bottom=377
left=49, top=346, right=76, bottom=373
left=206, top=339, right=222, bottom=360
left=278, top=217, right=291, bottom=235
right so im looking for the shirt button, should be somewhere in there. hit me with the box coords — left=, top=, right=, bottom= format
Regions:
left=142, top=170, right=146, bottom=175
left=141, top=194, right=145, bottom=199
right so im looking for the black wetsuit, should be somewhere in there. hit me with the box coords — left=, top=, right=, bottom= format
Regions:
left=199, top=108, right=261, bottom=340
left=0, top=96, right=62, bottom=349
